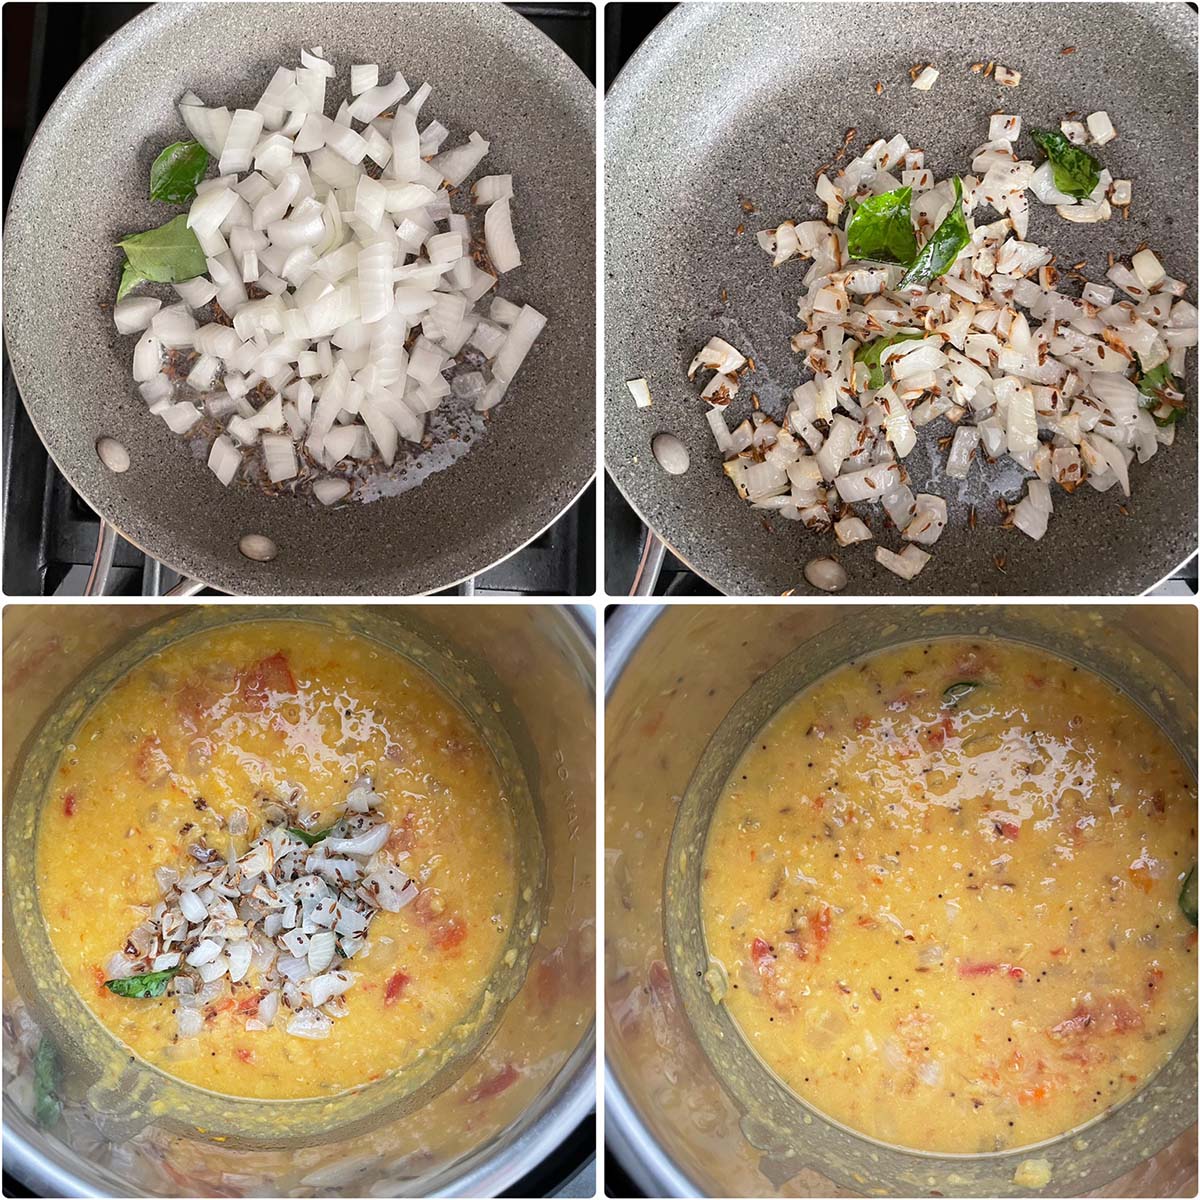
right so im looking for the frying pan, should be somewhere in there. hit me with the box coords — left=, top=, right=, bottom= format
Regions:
left=605, top=2, right=1197, bottom=596
left=4, top=2, right=595, bottom=596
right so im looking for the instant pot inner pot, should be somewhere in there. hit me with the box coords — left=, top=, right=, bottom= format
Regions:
left=4, top=607, right=547, bottom=1148
left=662, top=610, right=1198, bottom=1197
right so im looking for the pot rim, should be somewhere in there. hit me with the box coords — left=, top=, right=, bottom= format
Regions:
left=605, top=605, right=697, bottom=1197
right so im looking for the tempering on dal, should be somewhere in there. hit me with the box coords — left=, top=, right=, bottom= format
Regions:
left=702, top=639, right=1197, bottom=1153
left=37, top=621, right=518, bottom=1101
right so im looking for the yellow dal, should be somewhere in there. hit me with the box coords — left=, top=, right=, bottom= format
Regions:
left=702, top=638, right=1196, bottom=1153
left=36, top=621, right=517, bottom=1100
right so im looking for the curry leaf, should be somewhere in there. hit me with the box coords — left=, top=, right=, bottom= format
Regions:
left=1180, top=864, right=1197, bottom=926
left=34, top=1036, right=62, bottom=1129
left=150, top=141, right=209, bottom=204
left=942, top=681, right=982, bottom=707
left=286, top=826, right=332, bottom=846
left=855, top=332, right=926, bottom=389
left=899, top=177, right=970, bottom=290
left=1030, top=129, right=1100, bottom=201
left=104, top=966, right=180, bottom=999
left=116, top=260, right=148, bottom=301
left=1134, top=354, right=1185, bottom=427
left=846, top=186, right=919, bottom=266
left=116, top=215, right=206, bottom=288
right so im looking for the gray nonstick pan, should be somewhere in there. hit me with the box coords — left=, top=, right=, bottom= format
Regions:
left=4, top=2, right=595, bottom=596
left=605, top=2, right=1196, bottom=596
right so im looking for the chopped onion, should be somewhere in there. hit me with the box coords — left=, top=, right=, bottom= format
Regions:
left=219, top=108, right=265, bottom=174
left=687, top=114, right=1193, bottom=583
left=115, top=46, right=547, bottom=511
left=627, top=378, right=652, bottom=409
left=261, top=434, right=298, bottom=482
left=429, top=131, right=490, bottom=186
left=207, top=434, right=241, bottom=485
left=483, top=197, right=520, bottom=273
left=350, top=63, right=378, bottom=95
left=114, top=297, right=161, bottom=335
left=313, top=477, right=351, bottom=505
left=875, top=544, right=930, bottom=580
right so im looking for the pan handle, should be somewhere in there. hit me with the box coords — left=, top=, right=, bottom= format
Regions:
left=83, top=519, right=120, bottom=596
left=84, top=519, right=206, bottom=596
left=162, top=577, right=209, bottom=597
left=629, top=526, right=666, bottom=596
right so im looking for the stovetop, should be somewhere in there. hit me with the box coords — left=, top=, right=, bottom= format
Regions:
left=602, top=2, right=1197, bottom=600
left=1, top=1, right=595, bottom=597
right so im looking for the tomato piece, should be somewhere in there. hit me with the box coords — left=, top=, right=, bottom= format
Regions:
left=535, top=949, right=565, bottom=1011
left=1017, top=1085, right=1047, bottom=1106
left=750, top=936, right=783, bottom=975
left=1050, top=997, right=1143, bottom=1038
left=235, top=1047, right=254, bottom=1064
left=647, top=959, right=674, bottom=1007
left=384, top=970, right=412, bottom=1005
left=1050, top=1004, right=1092, bottom=1037
left=854, top=715, right=873, bottom=732
left=957, top=960, right=1000, bottom=977
left=63, top=792, right=76, bottom=817
left=177, top=681, right=219, bottom=733
left=1127, top=866, right=1154, bottom=893
left=464, top=1062, right=520, bottom=1103
left=411, top=888, right=438, bottom=924
left=433, top=916, right=467, bottom=951
left=1107, top=998, right=1143, bottom=1033
left=238, top=652, right=297, bottom=710
left=387, top=811, right=419, bottom=854
left=997, top=821, right=1020, bottom=840
left=134, top=735, right=174, bottom=785
left=809, top=906, right=833, bottom=956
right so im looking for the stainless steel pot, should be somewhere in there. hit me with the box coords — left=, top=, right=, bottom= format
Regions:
left=3, top=603, right=595, bottom=1197
left=605, top=604, right=1197, bottom=1198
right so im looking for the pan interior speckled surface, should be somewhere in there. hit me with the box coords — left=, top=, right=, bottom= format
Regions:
left=606, top=2, right=1197, bottom=596
left=4, top=2, right=595, bottom=596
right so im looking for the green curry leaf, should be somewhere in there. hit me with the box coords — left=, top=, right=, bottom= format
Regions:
left=34, top=1036, right=62, bottom=1129
left=1134, top=354, right=1185, bottom=427
left=942, top=681, right=982, bottom=707
left=845, top=186, right=919, bottom=266
left=854, top=332, right=926, bottom=390
left=286, top=826, right=333, bottom=846
left=1029, top=129, right=1101, bottom=201
left=150, top=140, right=210, bottom=204
left=1180, top=864, right=1197, bottom=926
left=899, top=177, right=970, bottom=290
left=104, top=966, right=180, bottom=999
left=116, top=215, right=206, bottom=290
left=116, top=260, right=148, bottom=301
